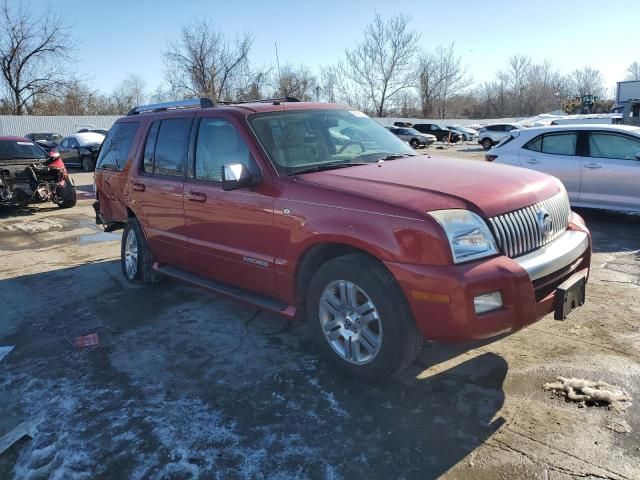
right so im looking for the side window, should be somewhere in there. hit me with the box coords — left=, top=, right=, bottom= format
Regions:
left=541, top=133, right=577, bottom=156
left=143, top=121, right=160, bottom=173
left=588, top=133, right=640, bottom=160
left=60, top=138, right=69, bottom=148
left=430, top=125, right=438, bottom=131
left=95, top=122, right=139, bottom=171
left=523, top=136, right=543, bottom=152
left=195, top=118, right=253, bottom=182
left=153, top=118, right=191, bottom=177
left=70, top=139, right=79, bottom=148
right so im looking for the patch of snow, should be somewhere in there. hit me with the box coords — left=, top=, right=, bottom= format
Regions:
left=543, top=376, right=632, bottom=407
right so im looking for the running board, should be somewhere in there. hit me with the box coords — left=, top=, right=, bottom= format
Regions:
left=155, top=264, right=296, bottom=319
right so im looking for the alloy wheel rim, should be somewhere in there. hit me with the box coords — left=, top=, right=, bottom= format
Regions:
left=124, top=229, right=138, bottom=279
left=319, top=280, right=382, bottom=365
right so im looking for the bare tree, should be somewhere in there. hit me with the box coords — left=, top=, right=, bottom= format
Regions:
left=270, top=64, right=316, bottom=100
left=626, top=61, right=640, bottom=81
left=0, top=1, right=75, bottom=114
left=568, top=66, right=605, bottom=98
left=339, top=14, right=419, bottom=116
left=163, top=18, right=253, bottom=102
left=110, top=74, right=147, bottom=114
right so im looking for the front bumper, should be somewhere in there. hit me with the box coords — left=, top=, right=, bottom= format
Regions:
left=385, top=222, right=591, bottom=342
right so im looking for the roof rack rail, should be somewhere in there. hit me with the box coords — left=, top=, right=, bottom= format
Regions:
left=234, top=96, right=301, bottom=105
left=127, top=97, right=214, bottom=116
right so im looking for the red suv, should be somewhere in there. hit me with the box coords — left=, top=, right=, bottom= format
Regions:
left=94, top=98, right=591, bottom=381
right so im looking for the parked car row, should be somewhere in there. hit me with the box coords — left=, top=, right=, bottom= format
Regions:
left=21, top=126, right=111, bottom=171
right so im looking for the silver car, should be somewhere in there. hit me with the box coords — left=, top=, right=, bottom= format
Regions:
left=487, top=124, right=640, bottom=212
left=387, top=126, right=436, bottom=148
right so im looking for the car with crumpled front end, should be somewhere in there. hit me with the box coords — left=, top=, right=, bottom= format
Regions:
left=93, top=98, right=591, bottom=381
left=0, top=136, right=76, bottom=208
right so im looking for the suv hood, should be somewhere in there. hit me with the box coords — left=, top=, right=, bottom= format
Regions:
left=296, top=155, right=561, bottom=218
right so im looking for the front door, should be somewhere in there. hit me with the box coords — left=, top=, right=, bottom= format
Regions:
left=517, top=131, right=582, bottom=202
left=183, top=114, right=277, bottom=298
left=129, top=117, right=193, bottom=267
left=579, top=130, right=640, bottom=210
left=58, top=138, right=79, bottom=166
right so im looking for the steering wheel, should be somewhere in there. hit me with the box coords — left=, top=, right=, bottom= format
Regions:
left=337, top=141, right=365, bottom=154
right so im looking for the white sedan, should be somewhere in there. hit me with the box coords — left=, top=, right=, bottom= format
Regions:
left=486, top=124, right=640, bottom=212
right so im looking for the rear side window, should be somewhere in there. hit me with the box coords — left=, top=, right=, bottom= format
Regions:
left=96, top=122, right=139, bottom=171
left=541, top=133, right=576, bottom=155
left=524, top=133, right=576, bottom=156
left=142, top=118, right=191, bottom=177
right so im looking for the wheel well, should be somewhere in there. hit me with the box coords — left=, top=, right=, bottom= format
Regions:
left=126, top=207, right=135, bottom=218
left=295, top=243, right=381, bottom=314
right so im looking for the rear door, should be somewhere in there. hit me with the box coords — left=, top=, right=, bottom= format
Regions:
left=182, top=113, right=278, bottom=297
left=130, top=116, right=193, bottom=267
left=579, top=130, right=640, bottom=210
left=94, top=121, right=141, bottom=221
left=517, top=131, right=581, bottom=202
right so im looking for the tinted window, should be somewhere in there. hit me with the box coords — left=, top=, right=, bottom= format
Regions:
left=588, top=133, right=640, bottom=160
left=541, top=133, right=576, bottom=156
left=0, top=140, right=47, bottom=160
left=96, top=122, right=139, bottom=171
left=523, top=136, right=542, bottom=152
left=153, top=118, right=191, bottom=176
left=69, top=138, right=79, bottom=148
left=195, top=118, right=254, bottom=181
left=60, top=138, right=69, bottom=148
left=143, top=121, right=160, bottom=173
left=142, top=119, right=191, bottom=176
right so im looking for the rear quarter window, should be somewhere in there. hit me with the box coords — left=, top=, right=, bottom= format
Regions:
left=96, top=122, right=139, bottom=171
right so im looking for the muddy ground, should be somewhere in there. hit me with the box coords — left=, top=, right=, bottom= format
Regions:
left=0, top=167, right=639, bottom=479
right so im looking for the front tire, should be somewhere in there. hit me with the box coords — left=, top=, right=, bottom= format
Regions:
left=121, top=217, right=161, bottom=285
left=306, top=253, right=421, bottom=382
left=481, top=138, right=493, bottom=150
left=56, top=177, right=76, bottom=209
left=409, top=138, right=419, bottom=149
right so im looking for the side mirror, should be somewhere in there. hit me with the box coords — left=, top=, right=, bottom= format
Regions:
left=222, top=163, right=260, bottom=191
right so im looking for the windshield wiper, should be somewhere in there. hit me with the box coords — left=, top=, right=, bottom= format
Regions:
left=377, top=153, right=416, bottom=161
left=292, top=162, right=369, bottom=175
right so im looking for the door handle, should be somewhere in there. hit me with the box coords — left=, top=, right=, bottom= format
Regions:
left=132, top=182, right=145, bottom=192
left=187, top=191, right=207, bottom=202
left=583, top=163, right=602, bottom=169
left=525, top=159, right=540, bottom=164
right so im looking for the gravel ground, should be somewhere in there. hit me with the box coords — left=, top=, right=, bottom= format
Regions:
left=0, top=166, right=638, bottom=479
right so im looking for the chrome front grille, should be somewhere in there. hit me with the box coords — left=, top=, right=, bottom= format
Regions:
left=488, top=191, right=570, bottom=258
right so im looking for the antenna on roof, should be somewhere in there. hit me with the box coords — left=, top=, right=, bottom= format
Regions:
left=275, top=42, right=281, bottom=82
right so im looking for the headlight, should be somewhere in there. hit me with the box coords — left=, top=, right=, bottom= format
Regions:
left=428, top=209, right=498, bottom=264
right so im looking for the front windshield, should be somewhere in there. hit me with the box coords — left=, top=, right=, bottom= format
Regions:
left=0, top=140, right=46, bottom=160
left=249, top=109, right=415, bottom=175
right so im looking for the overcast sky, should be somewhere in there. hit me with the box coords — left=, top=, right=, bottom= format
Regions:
left=28, top=0, right=640, bottom=96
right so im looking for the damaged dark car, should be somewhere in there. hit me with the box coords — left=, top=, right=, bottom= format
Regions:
left=0, top=136, right=76, bottom=209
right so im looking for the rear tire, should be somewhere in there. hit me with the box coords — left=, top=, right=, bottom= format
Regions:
left=481, top=138, right=493, bottom=150
left=121, top=217, right=162, bottom=285
left=56, top=177, right=76, bottom=209
left=81, top=156, right=95, bottom=172
left=306, top=253, right=421, bottom=382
